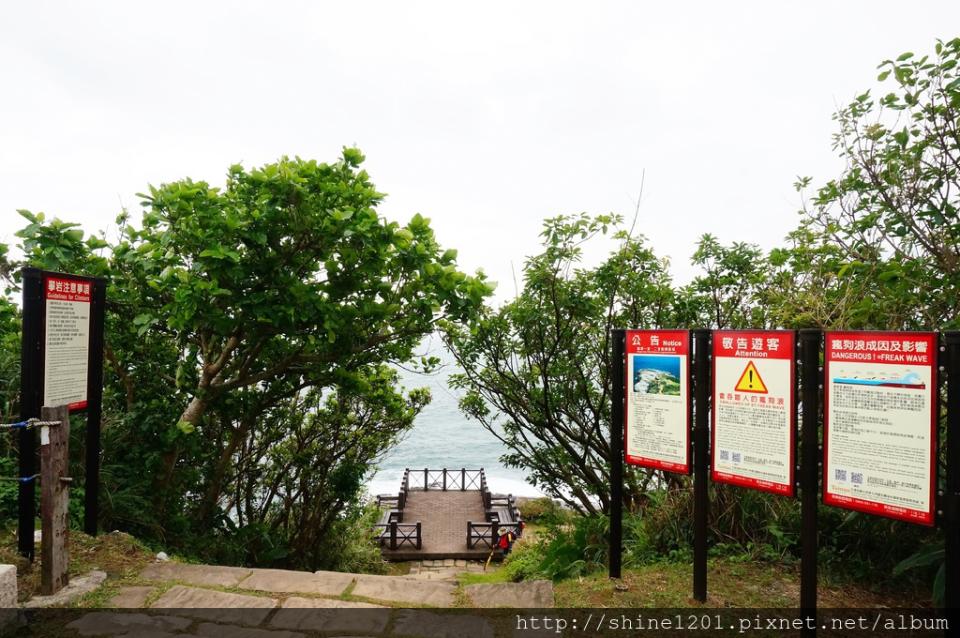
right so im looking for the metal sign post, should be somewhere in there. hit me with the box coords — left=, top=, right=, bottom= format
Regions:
left=799, top=329, right=821, bottom=636
left=18, top=269, right=43, bottom=559
left=609, top=328, right=625, bottom=579
left=944, top=331, right=959, bottom=633
left=692, top=328, right=711, bottom=602
left=84, top=278, right=107, bottom=536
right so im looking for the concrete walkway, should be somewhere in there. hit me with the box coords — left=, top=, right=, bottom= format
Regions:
left=129, top=561, right=552, bottom=609
left=61, top=561, right=555, bottom=638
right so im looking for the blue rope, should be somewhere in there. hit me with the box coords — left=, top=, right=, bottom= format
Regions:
left=0, top=474, right=39, bottom=483
left=1, top=418, right=62, bottom=431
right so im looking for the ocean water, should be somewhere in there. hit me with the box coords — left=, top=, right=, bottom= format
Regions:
left=366, top=337, right=542, bottom=498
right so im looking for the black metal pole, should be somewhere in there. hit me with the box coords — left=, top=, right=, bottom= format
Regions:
left=944, top=331, right=960, bottom=634
left=84, top=277, right=106, bottom=536
left=692, top=328, right=710, bottom=602
left=799, top=329, right=821, bottom=635
left=18, top=268, right=43, bottom=560
left=609, top=328, right=625, bottom=579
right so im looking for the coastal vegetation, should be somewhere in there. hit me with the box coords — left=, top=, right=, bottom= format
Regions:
left=0, top=37, right=957, bottom=605
left=445, top=37, right=960, bottom=604
left=0, top=151, right=493, bottom=572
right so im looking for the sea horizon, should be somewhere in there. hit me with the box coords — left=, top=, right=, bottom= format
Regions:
left=366, top=336, right=544, bottom=499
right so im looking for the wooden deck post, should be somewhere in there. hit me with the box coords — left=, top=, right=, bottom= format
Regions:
left=443, top=468, right=447, bottom=491
left=40, top=405, right=70, bottom=596
left=390, top=521, right=397, bottom=550
left=416, top=521, right=422, bottom=549
left=461, top=468, right=465, bottom=491
left=423, top=468, right=428, bottom=491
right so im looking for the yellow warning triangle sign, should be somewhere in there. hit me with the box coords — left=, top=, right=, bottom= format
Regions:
left=734, top=361, right=768, bottom=393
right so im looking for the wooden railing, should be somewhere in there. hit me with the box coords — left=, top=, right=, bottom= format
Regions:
left=466, top=521, right=523, bottom=549
left=376, top=491, right=405, bottom=510
left=403, top=468, right=485, bottom=491
left=375, top=521, right=422, bottom=550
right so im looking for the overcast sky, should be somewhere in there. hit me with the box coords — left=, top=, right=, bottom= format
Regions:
left=2, top=2, right=957, bottom=303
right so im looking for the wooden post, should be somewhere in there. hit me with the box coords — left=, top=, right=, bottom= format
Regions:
left=443, top=468, right=447, bottom=491
left=40, top=405, right=70, bottom=596
left=416, top=521, right=422, bottom=549
left=461, top=467, right=465, bottom=491
left=390, top=520, right=397, bottom=550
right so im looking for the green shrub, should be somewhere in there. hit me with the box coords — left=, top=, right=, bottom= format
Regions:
left=518, top=497, right=570, bottom=523
left=320, top=503, right=390, bottom=575
left=0, top=457, right=16, bottom=527
left=536, top=515, right=609, bottom=580
left=503, top=540, right=545, bottom=582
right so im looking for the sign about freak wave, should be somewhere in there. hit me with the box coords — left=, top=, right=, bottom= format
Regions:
left=823, top=331, right=937, bottom=526
left=624, top=330, right=691, bottom=473
left=43, top=275, right=93, bottom=411
left=712, top=330, right=795, bottom=496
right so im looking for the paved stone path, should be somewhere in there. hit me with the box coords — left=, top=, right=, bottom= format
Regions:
left=59, top=561, right=554, bottom=637
left=407, top=559, right=486, bottom=580
left=382, top=489, right=491, bottom=560
left=464, top=581, right=555, bottom=608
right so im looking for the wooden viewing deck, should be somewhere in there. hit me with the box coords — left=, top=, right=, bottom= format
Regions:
left=375, top=468, right=523, bottom=561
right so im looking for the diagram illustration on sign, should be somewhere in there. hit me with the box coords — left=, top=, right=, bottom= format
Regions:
left=734, top=361, right=767, bottom=393
left=823, top=331, right=937, bottom=526
left=624, top=330, right=691, bottom=474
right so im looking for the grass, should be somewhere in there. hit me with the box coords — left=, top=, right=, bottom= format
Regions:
left=0, top=528, right=155, bottom=603
left=1, top=525, right=930, bottom=611
left=554, top=557, right=930, bottom=608
left=456, top=567, right=512, bottom=586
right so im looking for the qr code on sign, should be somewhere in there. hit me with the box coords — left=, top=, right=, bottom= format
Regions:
left=835, top=469, right=847, bottom=482
left=720, top=450, right=729, bottom=461
left=732, top=452, right=742, bottom=463
left=852, top=472, right=863, bottom=485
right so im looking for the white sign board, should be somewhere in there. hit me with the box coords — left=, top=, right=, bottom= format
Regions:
left=712, top=331, right=795, bottom=496
left=624, top=330, right=690, bottom=474
left=43, top=276, right=91, bottom=411
left=823, top=331, right=936, bottom=526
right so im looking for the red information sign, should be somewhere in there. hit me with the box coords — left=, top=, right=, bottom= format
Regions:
left=711, top=330, right=796, bottom=496
left=823, top=331, right=937, bottom=526
left=624, top=330, right=691, bottom=473
left=43, top=275, right=92, bottom=411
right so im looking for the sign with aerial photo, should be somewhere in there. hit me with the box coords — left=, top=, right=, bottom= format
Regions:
left=624, top=330, right=691, bottom=474
left=43, top=275, right=93, bottom=411
left=712, top=330, right=796, bottom=496
left=823, top=331, right=937, bottom=526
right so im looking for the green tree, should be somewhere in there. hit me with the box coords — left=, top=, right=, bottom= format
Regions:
left=445, top=214, right=676, bottom=514
left=799, top=37, right=960, bottom=330
left=5, top=149, right=492, bottom=569
left=679, top=234, right=772, bottom=329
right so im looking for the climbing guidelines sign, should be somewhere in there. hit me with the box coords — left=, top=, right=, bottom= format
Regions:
left=43, top=275, right=93, bottom=410
left=624, top=330, right=691, bottom=473
left=712, top=330, right=796, bottom=496
left=823, top=331, right=937, bottom=526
